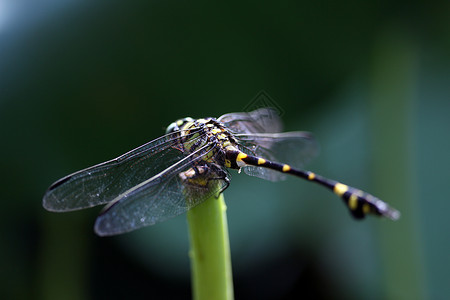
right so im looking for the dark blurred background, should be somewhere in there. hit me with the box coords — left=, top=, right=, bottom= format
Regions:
left=1, top=1, right=449, bottom=299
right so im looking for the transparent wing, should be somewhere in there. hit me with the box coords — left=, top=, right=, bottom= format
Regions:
left=236, top=132, right=319, bottom=181
left=94, top=144, right=230, bottom=236
left=42, top=129, right=204, bottom=211
left=218, top=107, right=283, bottom=134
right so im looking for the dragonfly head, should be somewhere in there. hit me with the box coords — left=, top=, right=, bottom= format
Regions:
left=166, top=117, right=195, bottom=134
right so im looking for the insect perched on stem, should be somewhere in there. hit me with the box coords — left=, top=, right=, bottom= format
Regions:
left=43, top=108, right=400, bottom=236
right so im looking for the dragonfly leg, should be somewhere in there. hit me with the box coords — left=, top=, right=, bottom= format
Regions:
left=179, top=163, right=230, bottom=197
left=206, top=164, right=230, bottom=196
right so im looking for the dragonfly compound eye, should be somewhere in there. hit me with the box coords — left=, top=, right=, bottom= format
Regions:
left=166, top=117, right=195, bottom=134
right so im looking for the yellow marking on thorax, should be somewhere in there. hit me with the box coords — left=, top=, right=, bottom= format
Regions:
left=257, top=158, right=266, bottom=165
left=282, top=164, right=291, bottom=172
left=308, top=172, right=315, bottom=180
left=348, top=194, right=358, bottom=210
left=333, top=183, right=349, bottom=197
left=211, top=128, right=222, bottom=135
left=225, top=159, right=231, bottom=168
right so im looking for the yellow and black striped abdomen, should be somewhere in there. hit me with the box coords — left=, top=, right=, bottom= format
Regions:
left=306, top=174, right=399, bottom=220
left=225, top=149, right=400, bottom=220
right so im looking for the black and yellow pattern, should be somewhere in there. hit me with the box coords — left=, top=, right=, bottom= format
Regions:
left=43, top=108, right=399, bottom=236
left=224, top=148, right=399, bottom=220
left=170, top=113, right=399, bottom=221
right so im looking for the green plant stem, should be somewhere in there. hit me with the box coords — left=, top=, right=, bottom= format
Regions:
left=187, top=193, right=234, bottom=300
left=370, top=28, right=425, bottom=298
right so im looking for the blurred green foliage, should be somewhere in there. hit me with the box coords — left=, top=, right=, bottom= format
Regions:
left=1, top=1, right=449, bottom=299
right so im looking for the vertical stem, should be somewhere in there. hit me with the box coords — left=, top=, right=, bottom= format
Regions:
left=187, top=194, right=234, bottom=300
left=369, top=28, right=426, bottom=298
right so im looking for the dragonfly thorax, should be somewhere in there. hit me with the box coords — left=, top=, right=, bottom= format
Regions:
left=175, top=117, right=240, bottom=165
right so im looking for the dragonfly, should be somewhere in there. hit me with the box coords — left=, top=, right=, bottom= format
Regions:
left=43, top=108, right=400, bottom=236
